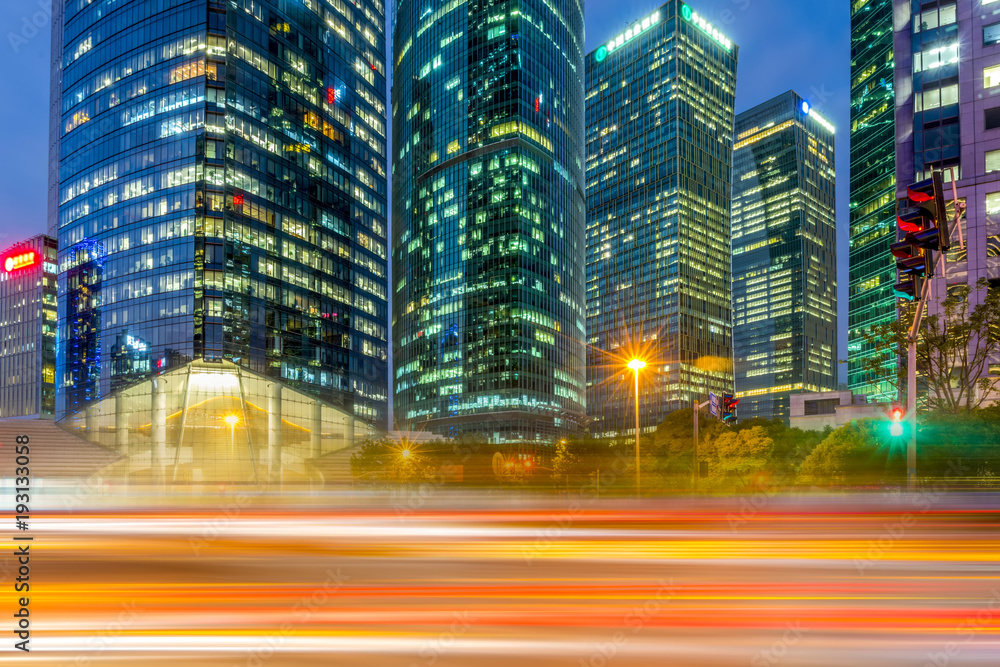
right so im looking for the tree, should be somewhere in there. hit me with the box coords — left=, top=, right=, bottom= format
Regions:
left=701, top=425, right=774, bottom=485
left=857, top=279, right=1000, bottom=413
left=349, top=436, right=433, bottom=483
left=797, top=420, right=902, bottom=486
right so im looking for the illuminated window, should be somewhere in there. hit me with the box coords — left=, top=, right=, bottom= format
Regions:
left=987, top=65, right=1000, bottom=89
left=914, top=84, right=958, bottom=111
left=170, top=59, right=205, bottom=84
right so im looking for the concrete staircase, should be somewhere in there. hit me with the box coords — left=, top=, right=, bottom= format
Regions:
left=0, top=419, right=122, bottom=481
left=308, top=444, right=362, bottom=487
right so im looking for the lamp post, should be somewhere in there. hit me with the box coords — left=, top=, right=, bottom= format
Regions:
left=627, top=358, right=646, bottom=498
left=224, top=414, right=239, bottom=452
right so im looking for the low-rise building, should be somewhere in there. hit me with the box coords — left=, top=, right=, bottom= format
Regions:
left=789, top=390, right=889, bottom=432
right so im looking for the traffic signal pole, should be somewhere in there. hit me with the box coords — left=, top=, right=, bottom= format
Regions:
left=692, top=398, right=712, bottom=493
left=900, top=173, right=965, bottom=491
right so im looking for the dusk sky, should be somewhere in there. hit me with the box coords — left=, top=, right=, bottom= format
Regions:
left=0, top=0, right=850, bottom=377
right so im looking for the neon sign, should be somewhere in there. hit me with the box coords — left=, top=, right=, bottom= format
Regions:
left=3, top=251, right=37, bottom=273
left=802, top=101, right=836, bottom=134
left=681, top=3, right=733, bottom=52
left=598, top=10, right=661, bottom=61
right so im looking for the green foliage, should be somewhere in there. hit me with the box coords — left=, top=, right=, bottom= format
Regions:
left=349, top=436, right=434, bottom=484
left=702, top=426, right=774, bottom=483
left=857, top=279, right=1000, bottom=413
left=797, top=420, right=902, bottom=485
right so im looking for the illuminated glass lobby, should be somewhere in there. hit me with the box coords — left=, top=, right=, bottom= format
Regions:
left=53, top=0, right=389, bottom=479
left=391, top=0, right=587, bottom=441
left=585, top=2, right=738, bottom=438
left=731, top=91, right=838, bottom=423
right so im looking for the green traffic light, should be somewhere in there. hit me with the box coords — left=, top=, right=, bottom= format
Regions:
left=889, top=423, right=903, bottom=437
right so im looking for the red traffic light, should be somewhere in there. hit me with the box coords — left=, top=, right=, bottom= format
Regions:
left=889, top=407, right=905, bottom=422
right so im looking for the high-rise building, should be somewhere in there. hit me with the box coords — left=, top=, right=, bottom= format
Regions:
left=731, top=91, right=838, bottom=423
left=48, top=0, right=65, bottom=238
left=391, top=0, right=587, bottom=442
left=0, top=235, right=58, bottom=419
left=893, top=1, right=1000, bottom=346
left=586, top=2, right=738, bottom=439
left=51, top=0, right=387, bottom=483
left=848, top=0, right=896, bottom=400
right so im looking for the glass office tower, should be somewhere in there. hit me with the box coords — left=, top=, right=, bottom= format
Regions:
left=0, top=235, right=58, bottom=419
left=586, top=2, right=738, bottom=439
left=893, top=1, right=999, bottom=390
left=731, top=92, right=838, bottom=424
left=52, top=0, right=388, bottom=482
left=848, top=0, right=896, bottom=400
left=55, top=0, right=388, bottom=426
left=392, top=0, right=587, bottom=442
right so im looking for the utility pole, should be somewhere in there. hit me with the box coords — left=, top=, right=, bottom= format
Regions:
left=692, top=399, right=698, bottom=493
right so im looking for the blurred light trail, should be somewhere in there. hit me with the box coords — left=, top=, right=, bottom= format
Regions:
left=4, top=493, right=999, bottom=666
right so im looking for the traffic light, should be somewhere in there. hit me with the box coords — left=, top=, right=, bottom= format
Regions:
left=888, top=405, right=905, bottom=437
left=721, top=394, right=738, bottom=424
left=893, top=172, right=950, bottom=301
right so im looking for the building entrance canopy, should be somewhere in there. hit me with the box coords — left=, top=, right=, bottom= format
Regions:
left=60, top=360, right=373, bottom=486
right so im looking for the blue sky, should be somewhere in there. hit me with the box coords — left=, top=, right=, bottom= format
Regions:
left=0, top=0, right=850, bottom=380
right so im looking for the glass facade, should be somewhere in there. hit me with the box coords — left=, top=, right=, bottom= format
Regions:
left=55, top=0, right=389, bottom=428
left=0, top=235, right=59, bottom=419
left=848, top=0, right=897, bottom=400
left=392, top=0, right=587, bottom=442
left=894, top=1, right=1000, bottom=339
left=586, top=1, right=738, bottom=439
left=731, top=92, right=838, bottom=423
left=62, top=359, right=371, bottom=485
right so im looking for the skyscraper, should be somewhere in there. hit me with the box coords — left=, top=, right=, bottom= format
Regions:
left=392, top=0, right=587, bottom=442
left=893, top=1, right=1000, bottom=337
left=848, top=0, right=896, bottom=400
left=0, top=235, right=58, bottom=419
left=586, top=2, right=738, bottom=438
left=52, top=0, right=387, bottom=482
left=731, top=92, right=838, bottom=423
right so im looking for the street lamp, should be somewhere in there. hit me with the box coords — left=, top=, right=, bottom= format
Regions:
left=224, top=414, right=239, bottom=451
left=627, top=358, right=646, bottom=497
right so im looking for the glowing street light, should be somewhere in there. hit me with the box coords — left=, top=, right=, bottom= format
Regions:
left=400, top=448, right=411, bottom=459
left=628, top=358, right=646, bottom=497
left=224, top=414, right=239, bottom=450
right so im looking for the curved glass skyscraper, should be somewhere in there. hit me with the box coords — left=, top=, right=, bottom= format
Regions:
left=55, top=0, right=389, bottom=430
left=392, top=0, right=587, bottom=442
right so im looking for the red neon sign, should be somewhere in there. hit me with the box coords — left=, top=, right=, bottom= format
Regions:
left=327, top=87, right=338, bottom=104
left=3, top=250, right=37, bottom=273
left=233, top=194, right=244, bottom=206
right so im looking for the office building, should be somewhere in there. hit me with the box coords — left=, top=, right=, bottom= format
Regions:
left=848, top=0, right=897, bottom=400
left=391, top=0, right=587, bottom=442
left=586, top=2, right=739, bottom=438
left=52, top=0, right=387, bottom=483
left=892, top=0, right=1000, bottom=387
left=731, top=91, right=838, bottom=423
left=0, top=235, right=58, bottom=419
